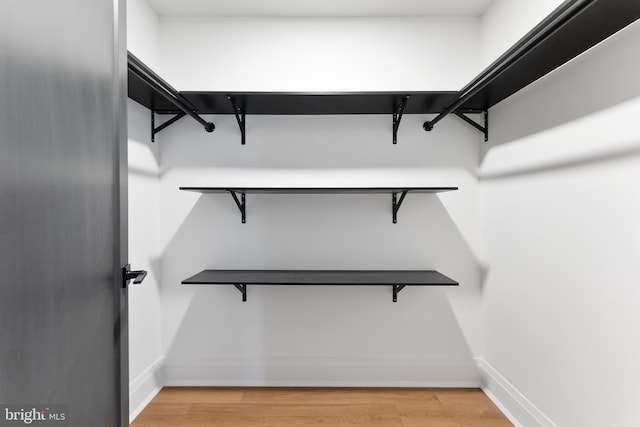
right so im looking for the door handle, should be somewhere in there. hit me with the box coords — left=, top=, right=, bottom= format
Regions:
left=122, top=264, right=147, bottom=287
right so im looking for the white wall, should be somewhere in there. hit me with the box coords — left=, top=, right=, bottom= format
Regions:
left=159, top=17, right=481, bottom=91
left=127, top=0, right=164, bottom=421
left=159, top=115, right=483, bottom=386
left=480, top=18, right=640, bottom=427
left=156, top=15, right=485, bottom=386
left=480, top=0, right=563, bottom=69
left=128, top=0, right=161, bottom=71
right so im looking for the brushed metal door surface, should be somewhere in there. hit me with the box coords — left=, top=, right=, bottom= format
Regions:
left=0, top=1, right=128, bottom=426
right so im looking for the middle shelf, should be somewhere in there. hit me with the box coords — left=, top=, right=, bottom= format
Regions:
left=180, top=186, right=458, bottom=224
left=182, top=269, right=459, bottom=302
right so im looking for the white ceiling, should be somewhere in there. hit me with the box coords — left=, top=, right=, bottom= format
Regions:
left=147, top=0, right=495, bottom=18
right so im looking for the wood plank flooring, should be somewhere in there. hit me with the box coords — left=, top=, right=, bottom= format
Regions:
left=132, top=387, right=512, bottom=427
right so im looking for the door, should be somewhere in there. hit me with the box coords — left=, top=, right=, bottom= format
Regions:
left=0, top=1, right=129, bottom=426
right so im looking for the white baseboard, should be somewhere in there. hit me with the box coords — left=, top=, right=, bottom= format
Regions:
left=129, top=357, right=165, bottom=423
left=164, top=379, right=480, bottom=387
left=163, top=356, right=480, bottom=388
left=475, top=358, right=556, bottom=427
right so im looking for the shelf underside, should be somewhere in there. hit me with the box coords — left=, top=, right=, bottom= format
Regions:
left=183, top=269, right=458, bottom=286
left=179, top=187, right=458, bottom=195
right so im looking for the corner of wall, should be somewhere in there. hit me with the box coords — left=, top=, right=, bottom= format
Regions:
left=129, top=356, right=165, bottom=424
left=475, top=358, right=556, bottom=427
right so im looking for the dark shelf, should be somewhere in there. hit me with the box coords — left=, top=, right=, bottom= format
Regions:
left=179, top=187, right=457, bottom=194
left=128, top=64, right=177, bottom=113
left=180, top=92, right=468, bottom=115
left=459, top=0, right=640, bottom=111
left=127, top=87, right=467, bottom=115
left=180, top=186, right=458, bottom=224
left=182, top=269, right=458, bottom=302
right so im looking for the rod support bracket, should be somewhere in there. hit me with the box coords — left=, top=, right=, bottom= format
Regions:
left=392, top=191, right=408, bottom=224
left=228, top=96, right=246, bottom=145
left=229, top=191, right=246, bottom=223
left=453, top=110, right=488, bottom=142
left=151, top=110, right=187, bottom=143
left=392, top=95, right=410, bottom=144
left=393, top=284, right=406, bottom=302
left=233, top=284, right=247, bottom=301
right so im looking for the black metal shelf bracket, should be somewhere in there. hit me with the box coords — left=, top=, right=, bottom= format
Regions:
left=392, top=96, right=410, bottom=145
left=393, top=284, right=406, bottom=302
left=424, top=110, right=488, bottom=142
left=229, top=191, right=246, bottom=223
left=453, top=110, right=488, bottom=142
left=392, top=191, right=408, bottom=224
left=228, top=96, right=246, bottom=145
left=233, top=284, right=247, bottom=301
left=151, top=110, right=187, bottom=143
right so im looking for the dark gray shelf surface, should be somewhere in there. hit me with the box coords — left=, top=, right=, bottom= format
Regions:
left=182, top=269, right=458, bottom=286
left=126, top=85, right=465, bottom=115
left=459, top=0, right=640, bottom=110
left=180, top=187, right=458, bottom=194
left=180, top=92, right=466, bottom=115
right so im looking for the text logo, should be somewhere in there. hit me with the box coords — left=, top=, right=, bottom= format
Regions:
left=1, top=406, right=67, bottom=425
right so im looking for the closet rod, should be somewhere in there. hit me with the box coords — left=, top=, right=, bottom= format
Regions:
left=127, top=51, right=215, bottom=133
left=423, top=0, right=595, bottom=132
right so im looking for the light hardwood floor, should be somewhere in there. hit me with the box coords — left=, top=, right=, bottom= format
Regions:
left=131, top=387, right=512, bottom=427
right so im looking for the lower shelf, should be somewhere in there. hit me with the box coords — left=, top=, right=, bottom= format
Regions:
left=182, top=269, right=458, bottom=303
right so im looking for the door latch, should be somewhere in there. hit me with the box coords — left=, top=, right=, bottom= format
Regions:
left=122, top=264, right=147, bottom=288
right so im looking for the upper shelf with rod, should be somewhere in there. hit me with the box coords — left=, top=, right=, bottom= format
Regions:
left=127, top=69, right=475, bottom=144
left=424, top=0, right=640, bottom=138
left=128, top=52, right=215, bottom=142
left=127, top=0, right=640, bottom=144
